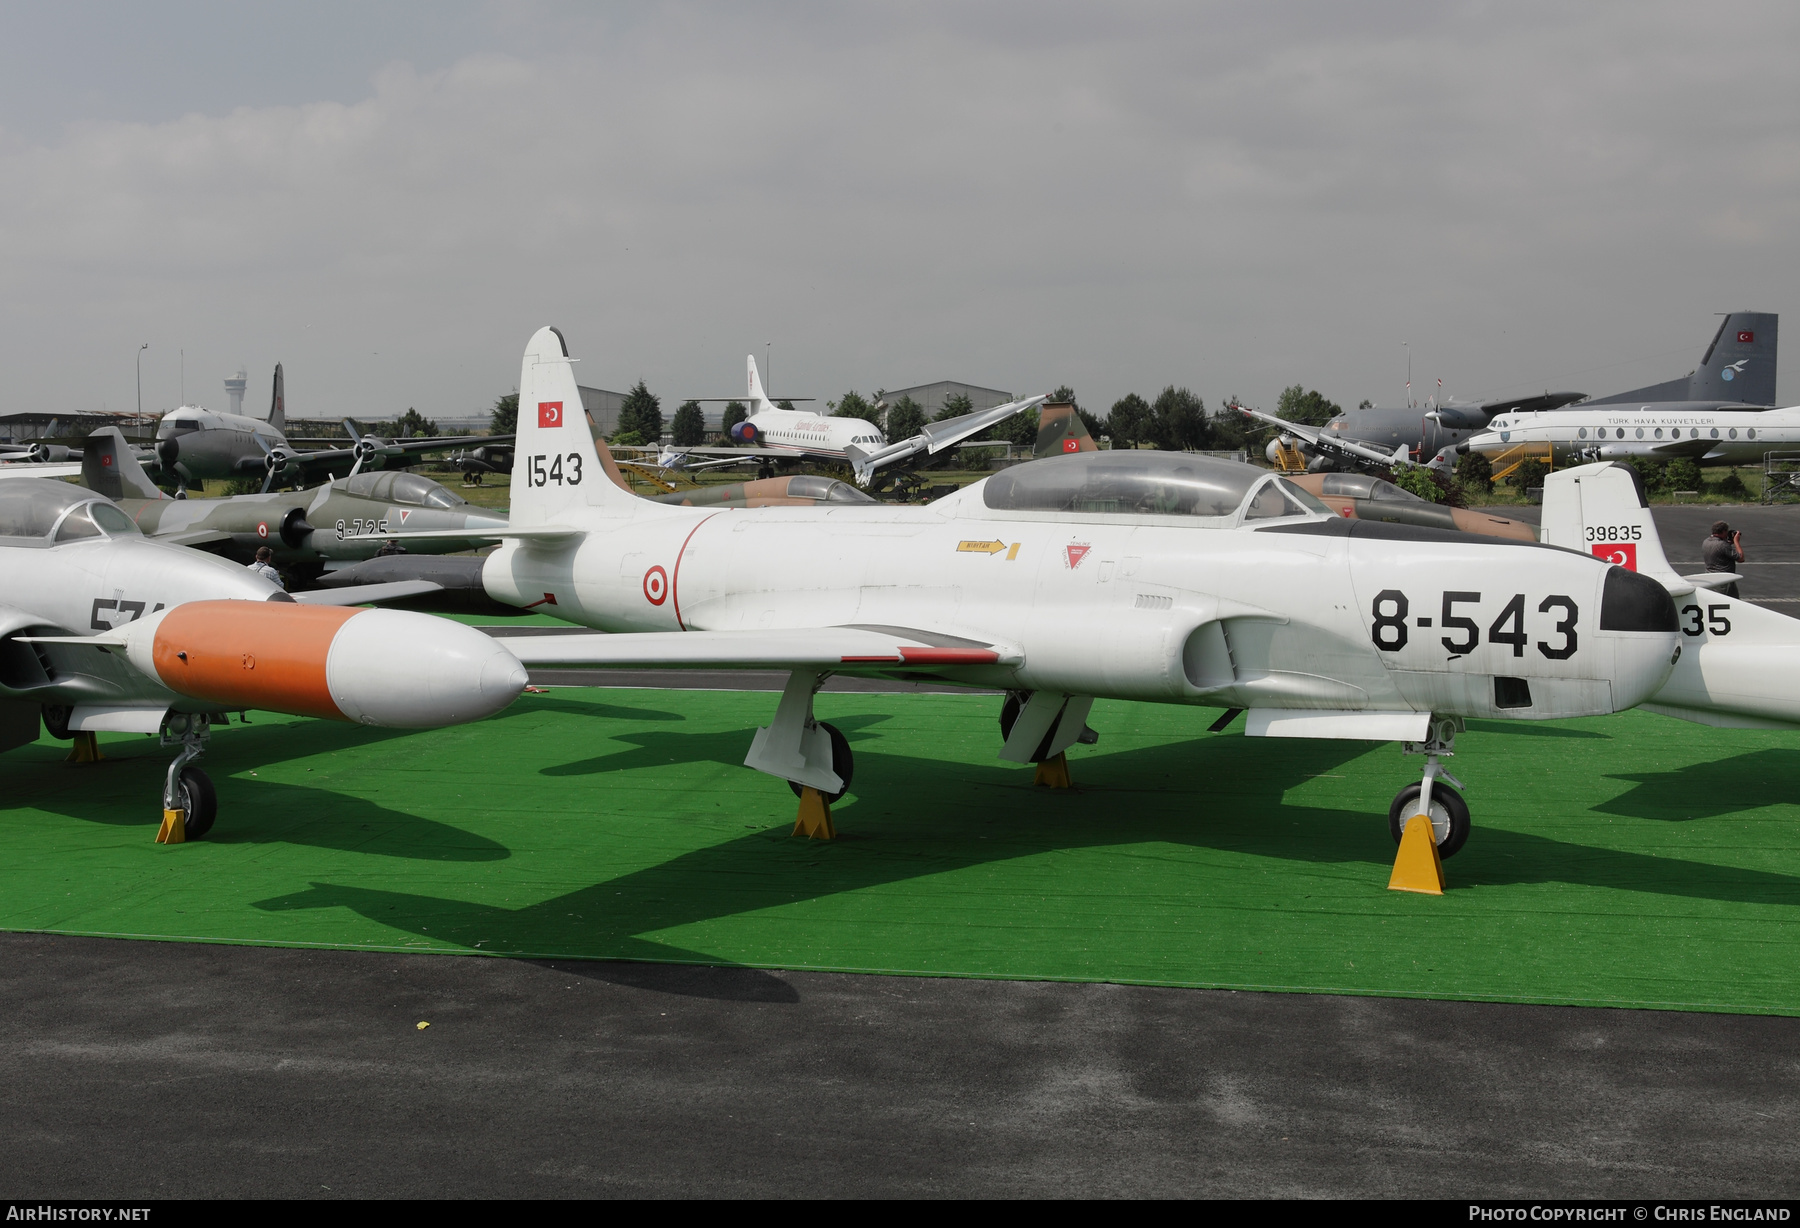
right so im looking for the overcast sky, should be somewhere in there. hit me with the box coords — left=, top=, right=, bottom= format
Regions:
left=1, top=1, right=1795, bottom=423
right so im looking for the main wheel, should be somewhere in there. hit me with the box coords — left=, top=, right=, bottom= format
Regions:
left=787, top=722, right=853, bottom=804
left=174, top=766, right=218, bottom=839
left=1388, top=782, right=1470, bottom=859
left=999, top=692, right=1026, bottom=742
left=41, top=704, right=73, bottom=741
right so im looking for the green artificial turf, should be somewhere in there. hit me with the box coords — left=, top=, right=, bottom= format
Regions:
left=4, top=690, right=1799, bottom=1014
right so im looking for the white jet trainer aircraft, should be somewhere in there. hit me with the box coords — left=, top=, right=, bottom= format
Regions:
left=390, top=327, right=1686, bottom=859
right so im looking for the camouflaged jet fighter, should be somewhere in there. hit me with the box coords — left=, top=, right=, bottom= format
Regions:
left=80, top=427, right=507, bottom=581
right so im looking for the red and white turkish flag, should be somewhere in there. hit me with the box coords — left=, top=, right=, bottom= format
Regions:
left=1591, top=543, right=1638, bottom=570
left=1062, top=437, right=1080, bottom=453
left=538, top=401, right=563, bottom=428
left=1738, top=331, right=1755, bottom=344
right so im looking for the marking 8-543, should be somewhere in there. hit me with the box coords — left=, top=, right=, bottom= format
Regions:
left=1371, top=590, right=1578, bottom=659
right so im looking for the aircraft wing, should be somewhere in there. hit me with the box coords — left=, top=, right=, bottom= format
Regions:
left=494, top=626, right=1022, bottom=673
left=847, top=395, right=1048, bottom=486
left=291, top=580, right=445, bottom=606
left=0, top=462, right=84, bottom=479
left=1237, top=406, right=1418, bottom=471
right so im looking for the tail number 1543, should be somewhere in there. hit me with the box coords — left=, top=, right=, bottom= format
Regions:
left=525, top=453, right=584, bottom=487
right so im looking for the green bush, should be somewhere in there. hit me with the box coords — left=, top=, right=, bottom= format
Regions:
left=609, top=429, right=645, bottom=448
left=1715, top=468, right=1749, bottom=497
left=1666, top=458, right=1703, bottom=492
left=1392, top=466, right=1451, bottom=505
left=1512, top=458, right=1548, bottom=491
left=1624, top=456, right=1669, bottom=495
left=1454, top=452, right=1493, bottom=497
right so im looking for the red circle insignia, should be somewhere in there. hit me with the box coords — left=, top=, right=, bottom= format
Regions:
left=643, top=565, right=669, bottom=606
left=256, top=522, right=269, bottom=538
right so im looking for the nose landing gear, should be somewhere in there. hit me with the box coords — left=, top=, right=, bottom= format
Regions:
left=158, top=712, right=217, bottom=842
left=1392, top=716, right=1470, bottom=859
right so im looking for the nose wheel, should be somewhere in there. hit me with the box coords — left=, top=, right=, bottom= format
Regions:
left=159, top=712, right=217, bottom=841
left=1393, top=716, right=1470, bottom=859
left=786, top=721, right=853, bottom=804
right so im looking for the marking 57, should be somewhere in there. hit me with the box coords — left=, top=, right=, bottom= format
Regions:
left=1371, top=590, right=1579, bottom=659
left=91, top=598, right=165, bottom=630
left=525, top=453, right=584, bottom=487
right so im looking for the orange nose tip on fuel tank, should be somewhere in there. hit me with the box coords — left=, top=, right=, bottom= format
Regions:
left=130, top=600, right=528, bottom=728
left=149, top=601, right=357, bottom=720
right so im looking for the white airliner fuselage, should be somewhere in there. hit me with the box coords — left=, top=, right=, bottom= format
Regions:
left=726, top=355, right=884, bottom=457
left=1465, top=405, right=1800, bottom=467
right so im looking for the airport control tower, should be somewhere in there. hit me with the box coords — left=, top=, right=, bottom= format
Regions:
left=224, top=368, right=248, bottom=416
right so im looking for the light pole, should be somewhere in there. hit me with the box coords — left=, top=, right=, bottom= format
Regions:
left=136, top=343, right=149, bottom=433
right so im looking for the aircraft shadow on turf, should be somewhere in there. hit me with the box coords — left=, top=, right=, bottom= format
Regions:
left=249, top=724, right=1800, bottom=960
left=1593, top=748, right=1800, bottom=823
left=5, top=726, right=511, bottom=862
left=1461, top=719, right=1610, bottom=741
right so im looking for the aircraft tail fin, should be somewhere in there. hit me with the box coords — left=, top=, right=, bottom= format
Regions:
left=81, top=427, right=167, bottom=501
left=1034, top=402, right=1094, bottom=458
left=1540, top=461, right=1677, bottom=579
left=509, top=327, right=639, bottom=524
left=267, top=364, right=286, bottom=432
left=747, top=355, right=778, bottom=414
left=1690, top=312, right=1777, bottom=404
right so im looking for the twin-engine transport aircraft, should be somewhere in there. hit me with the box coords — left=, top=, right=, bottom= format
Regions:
left=663, top=356, right=1046, bottom=487
left=0, top=478, right=526, bottom=837
left=378, top=326, right=1682, bottom=860
left=153, top=363, right=510, bottom=489
left=1462, top=403, right=1800, bottom=468
left=1253, top=312, right=1779, bottom=471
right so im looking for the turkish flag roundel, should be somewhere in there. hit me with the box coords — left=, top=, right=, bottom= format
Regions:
left=1591, top=542, right=1638, bottom=571
left=538, top=401, right=563, bottom=428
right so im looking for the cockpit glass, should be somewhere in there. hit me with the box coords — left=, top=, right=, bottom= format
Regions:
left=156, top=419, right=200, bottom=438
left=1243, top=479, right=1317, bottom=521
left=981, top=452, right=1273, bottom=519
left=341, top=470, right=465, bottom=508
left=787, top=474, right=878, bottom=504
left=0, top=480, right=106, bottom=540
left=89, top=501, right=141, bottom=535
left=52, top=505, right=101, bottom=541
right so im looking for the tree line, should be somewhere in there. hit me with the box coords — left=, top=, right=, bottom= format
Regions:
left=487, top=380, right=1350, bottom=453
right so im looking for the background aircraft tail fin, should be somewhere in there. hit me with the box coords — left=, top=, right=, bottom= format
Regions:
left=82, top=427, right=167, bottom=501
left=1541, top=461, right=1676, bottom=577
left=1585, top=312, right=1778, bottom=406
left=509, top=327, right=637, bottom=524
left=267, top=364, right=286, bottom=432
left=1034, top=402, right=1095, bottom=457
left=746, top=355, right=777, bottom=414
left=1689, top=312, right=1777, bottom=405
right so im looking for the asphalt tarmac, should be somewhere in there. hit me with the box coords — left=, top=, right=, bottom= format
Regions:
left=12, top=500, right=1800, bottom=1199
left=9, top=931, right=1800, bottom=1199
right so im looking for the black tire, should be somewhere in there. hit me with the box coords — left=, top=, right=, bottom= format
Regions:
left=175, top=766, right=218, bottom=840
left=786, top=722, right=853, bottom=804
left=999, top=693, right=1026, bottom=742
left=41, top=704, right=73, bottom=741
left=1388, top=781, right=1470, bottom=859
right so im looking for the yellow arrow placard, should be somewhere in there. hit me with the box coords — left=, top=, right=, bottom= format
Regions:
left=957, top=540, right=1008, bottom=555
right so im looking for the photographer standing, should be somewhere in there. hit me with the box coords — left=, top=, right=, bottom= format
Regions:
left=1703, top=520, right=1745, bottom=598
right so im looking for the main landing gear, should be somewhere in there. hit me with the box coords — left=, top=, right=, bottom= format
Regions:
left=158, top=712, right=217, bottom=842
left=747, top=671, right=855, bottom=838
left=1391, top=716, right=1469, bottom=859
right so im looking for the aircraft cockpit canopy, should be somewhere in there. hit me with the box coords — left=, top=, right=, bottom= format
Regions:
left=982, top=452, right=1327, bottom=521
left=0, top=479, right=142, bottom=546
left=1315, top=473, right=1423, bottom=503
left=339, top=470, right=468, bottom=509
left=785, top=474, right=878, bottom=504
